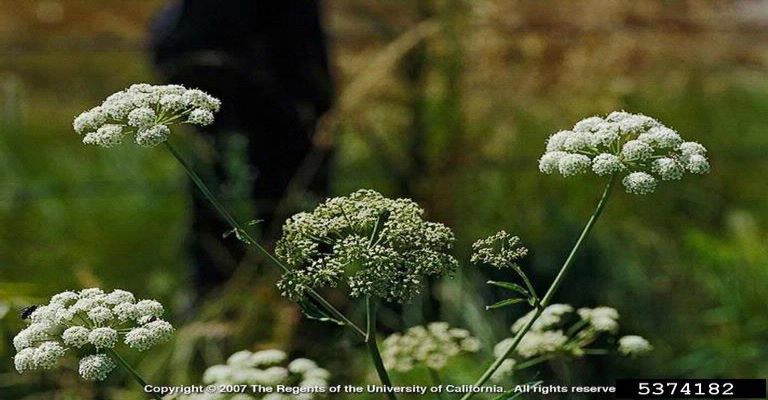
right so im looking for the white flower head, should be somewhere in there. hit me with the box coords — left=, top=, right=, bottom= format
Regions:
left=618, top=335, right=653, bottom=356
left=539, top=112, right=710, bottom=194
left=74, top=84, right=221, bottom=148
left=578, top=307, right=620, bottom=333
left=79, top=354, right=116, bottom=381
left=276, top=189, right=458, bottom=303
left=381, top=322, right=479, bottom=372
left=12, top=288, right=173, bottom=381
left=199, top=350, right=329, bottom=397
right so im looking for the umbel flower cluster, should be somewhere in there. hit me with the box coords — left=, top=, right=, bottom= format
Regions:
left=13, top=288, right=174, bottom=381
left=275, top=189, right=459, bottom=303
left=169, top=349, right=329, bottom=400
left=381, top=322, right=481, bottom=372
left=73, top=83, right=220, bottom=147
left=539, top=111, right=710, bottom=194
left=470, top=231, right=528, bottom=269
left=491, top=304, right=651, bottom=382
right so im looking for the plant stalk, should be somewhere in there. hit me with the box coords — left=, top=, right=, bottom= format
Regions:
left=365, top=296, right=397, bottom=400
left=428, top=368, right=446, bottom=399
left=460, top=175, right=617, bottom=400
left=164, top=141, right=366, bottom=338
left=109, top=349, right=162, bottom=400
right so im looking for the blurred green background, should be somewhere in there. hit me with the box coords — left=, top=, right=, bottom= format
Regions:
left=1, top=1, right=767, bottom=399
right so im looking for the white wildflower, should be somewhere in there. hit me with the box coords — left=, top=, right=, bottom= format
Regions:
left=79, top=354, right=116, bottom=381
left=592, top=153, right=624, bottom=176
left=62, top=326, right=90, bottom=348
left=251, top=349, right=287, bottom=367
left=11, top=288, right=173, bottom=381
left=381, top=322, right=479, bottom=372
left=276, top=189, right=458, bottom=303
left=623, top=172, right=657, bottom=195
left=618, top=335, right=653, bottom=356
left=578, top=307, right=619, bottom=333
left=558, top=153, right=591, bottom=176
left=74, top=84, right=221, bottom=148
left=539, top=112, right=709, bottom=194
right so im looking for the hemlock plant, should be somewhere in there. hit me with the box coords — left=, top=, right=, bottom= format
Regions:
left=7, top=88, right=711, bottom=398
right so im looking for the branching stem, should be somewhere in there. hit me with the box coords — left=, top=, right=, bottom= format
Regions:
left=164, top=141, right=366, bottom=337
left=460, top=175, right=617, bottom=400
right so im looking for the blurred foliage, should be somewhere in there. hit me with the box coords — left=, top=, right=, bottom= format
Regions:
left=1, top=0, right=768, bottom=399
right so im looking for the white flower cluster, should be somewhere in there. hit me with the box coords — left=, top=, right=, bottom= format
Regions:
left=618, top=335, right=653, bottom=357
left=275, top=189, right=458, bottom=303
left=381, top=322, right=481, bottom=372
left=168, top=350, right=329, bottom=400
left=12, top=288, right=174, bottom=381
left=539, top=111, right=710, bottom=194
left=470, top=230, right=528, bottom=269
left=73, top=83, right=220, bottom=147
left=491, top=304, right=650, bottom=382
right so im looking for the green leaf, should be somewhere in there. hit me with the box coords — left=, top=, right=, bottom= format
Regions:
left=487, top=281, right=529, bottom=296
left=486, top=298, right=526, bottom=310
left=297, top=298, right=345, bottom=325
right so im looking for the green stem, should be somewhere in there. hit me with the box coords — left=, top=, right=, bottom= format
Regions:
left=109, top=349, right=162, bottom=400
left=428, top=368, right=446, bottom=399
left=511, top=265, right=540, bottom=305
left=164, top=141, right=366, bottom=338
left=365, top=296, right=397, bottom=400
left=513, top=354, right=554, bottom=371
left=460, top=175, right=617, bottom=400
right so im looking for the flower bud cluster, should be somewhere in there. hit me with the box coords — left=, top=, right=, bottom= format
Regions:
left=275, top=190, right=458, bottom=303
left=470, top=230, right=528, bottom=269
left=381, top=322, right=481, bottom=372
left=491, top=304, right=650, bottom=382
left=74, top=84, right=220, bottom=147
left=539, top=111, right=710, bottom=194
left=12, top=288, right=174, bottom=381
left=169, top=349, right=329, bottom=399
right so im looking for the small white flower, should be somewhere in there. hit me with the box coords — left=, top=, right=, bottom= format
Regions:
left=250, top=349, right=287, bottom=366
left=88, top=306, right=114, bottom=325
left=592, top=153, right=624, bottom=176
left=127, top=107, right=157, bottom=128
left=546, top=130, right=573, bottom=152
left=573, top=116, right=603, bottom=133
left=187, top=109, right=215, bottom=126
left=651, top=157, right=683, bottom=181
left=563, top=131, right=593, bottom=152
left=88, top=327, right=118, bottom=349
left=135, top=299, right=164, bottom=318
left=113, top=302, right=138, bottom=321
left=33, top=342, right=65, bottom=370
left=512, top=304, right=573, bottom=333
left=124, top=327, right=154, bottom=351
left=288, top=358, right=317, bottom=374
left=135, top=124, right=170, bottom=147
left=622, top=172, right=657, bottom=195
left=516, top=330, right=568, bottom=358
left=621, top=140, right=653, bottom=161
left=686, top=154, right=710, bottom=174
left=678, top=141, right=707, bottom=157
left=578, top=307, right=619, bottom=333
left=558, top=153, right=591, bottom=176
left=104, top=289, right=136, bottom=305
left=14, top=348, right=37, bottom=373
left=62, top=326, right=90, bottom=348
left=79, top=354, right=116, bottom=381
left=144, top=319, right=174, bottom=343
left=538, top=151, right=567, bottom=174
left=618, top=335, right=653, bottom=356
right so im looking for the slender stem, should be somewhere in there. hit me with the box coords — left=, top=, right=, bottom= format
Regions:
left=460, top=175, right=617, bottom=400
left=428, top=368, right=446, bottom=400
left=512, top=265, right=539, bottom=304
left=513, top=354, right=554, bottom=371
left=109, top=349, right=162, bottom=400
left=164, top=141, right=366, bottom=338
left=365, top=296, right=397, bottom=400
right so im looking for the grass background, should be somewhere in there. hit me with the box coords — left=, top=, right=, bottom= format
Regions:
left=1, top=1, right=767, bottom=399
